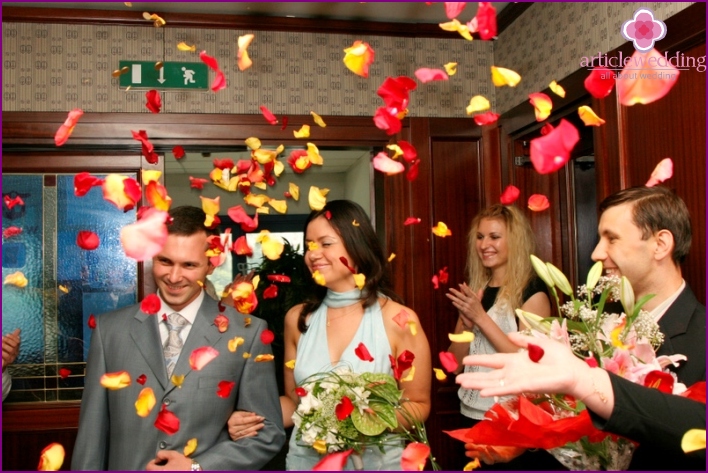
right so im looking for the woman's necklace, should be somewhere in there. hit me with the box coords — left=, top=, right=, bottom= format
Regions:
left=327, top=303, right=362, bottom=327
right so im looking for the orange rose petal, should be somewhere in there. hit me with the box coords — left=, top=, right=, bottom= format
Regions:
left=237, top=34, right=255, bottom=71
left=37, top=443, right=65, bottom=471
left=578, top=105, right=606, bottom=126
left=135, top=387, right=157, bottom=417
left=432, top=222, right=452, bottom=238
left=189, top=346, right=219, bottom=371
left=102, top=174, right=141, bottom=212
left=214, top=314, right=229, bottom=333
left=343, top=40, right=375, bottom=78
left=528, top=92, right=553, bottom=122
left=401, top=442, right=430, bottom=471
left=100, top=371, right=131, bottom=390
left=528, top=194, right=550, bottom=212
left=617, top=48, right=680, bottom=106
left=145, top=181, right=173, bottom=211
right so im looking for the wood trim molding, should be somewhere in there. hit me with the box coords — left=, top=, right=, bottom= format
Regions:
left=2, top=4, right=530, bottom=38
left=2, top=403, right=80, bottom=432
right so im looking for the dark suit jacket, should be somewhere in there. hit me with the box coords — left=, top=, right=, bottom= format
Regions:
left=71, top=294, right=285, bottom=470
left=656, top=285, right=706, bottom=386
left=591, top=373, right=706, bottom=471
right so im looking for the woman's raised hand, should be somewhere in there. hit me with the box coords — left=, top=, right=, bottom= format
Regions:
left=446, top=283, right=485, bottom=326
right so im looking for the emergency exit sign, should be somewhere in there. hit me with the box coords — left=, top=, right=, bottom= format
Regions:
left=118, top=61, right=208, bottom=90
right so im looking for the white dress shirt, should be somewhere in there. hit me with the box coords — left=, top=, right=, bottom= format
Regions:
left=157, top=289, right=205, bottom=347
left=650, top=279, right=686, bottom=323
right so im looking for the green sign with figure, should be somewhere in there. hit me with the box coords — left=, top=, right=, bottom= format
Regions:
left=118, top=61, right=208, bottom=90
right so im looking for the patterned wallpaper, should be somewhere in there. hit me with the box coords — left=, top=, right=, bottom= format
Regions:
left=495, top=2, right=693, bottom=113
left=2, top=22, right=494, bottom=117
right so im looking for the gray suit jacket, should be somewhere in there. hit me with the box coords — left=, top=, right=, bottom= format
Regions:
left=72, top=295, right=285, bottom=470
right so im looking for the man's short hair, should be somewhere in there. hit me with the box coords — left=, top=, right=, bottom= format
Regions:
left=167, top=206, right=219, bottom=237
left=599, top=186, right=692, bottom=264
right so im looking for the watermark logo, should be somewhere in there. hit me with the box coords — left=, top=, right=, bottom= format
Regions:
left=621, top=8, right=666, bottom=52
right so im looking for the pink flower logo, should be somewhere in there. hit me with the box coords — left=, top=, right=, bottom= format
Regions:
left=621, top=8, right=666, bottom=52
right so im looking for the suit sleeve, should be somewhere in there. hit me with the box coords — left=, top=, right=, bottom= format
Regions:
left=590, top=372, right=706, bottom=461
left=195, top=318, right=286, bottom=470
left=2, top=369, right=11, bottom=401
left=71, top=319, right=110, bottom=471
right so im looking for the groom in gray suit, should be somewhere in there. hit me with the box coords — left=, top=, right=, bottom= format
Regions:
left=72, top=206, right=285, bottom=470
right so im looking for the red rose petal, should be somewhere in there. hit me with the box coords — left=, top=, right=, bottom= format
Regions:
left=527, top=343, right=544, bottom=362
left=76, top=230, right=100, bottom=250
left=154, top=404, right=180, bottom=435
left=214, top=314, right=229, bottom=333
left=172, top=146, right=185, bottom=160
left=145, top=89, right=162, bottom=113
left=354, top=342, right=374, bottom=362
left=260, top=105, right=278, bottom=125
left=260, top=329, right=275, bottom=345
left=313, top=450, right=354, bottom=471
left=439, top=351, right=459, bottom=373
left=295, top=387, right=307, bottom=397
left=140, top=293, right=161, bottom=315
left=59, top=368, right=71, bottom=379
left=584, top=67, right=615, bottom=99
left=404, top=217, right=422, bottom=226
left=528, top=194, right=550, bottom=212
left=263, top=284, right=279, bottom=299
left=335, top=396, right=354, bottom=421
left=529, top=119, right=579, bottom=174
left=500, top=185, right=520, bottom=205
left=136, top=374, right=147, bottom=385
left=266, top=274, right=291, bottom=283
left=189, top=346, right=219, bottom=371
left=87, top=314, right=96, bottom=329
left=216, top=380, right=236, bottom=398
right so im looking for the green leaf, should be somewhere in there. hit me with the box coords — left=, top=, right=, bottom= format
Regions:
left=361, top=372, right=402, bottom=405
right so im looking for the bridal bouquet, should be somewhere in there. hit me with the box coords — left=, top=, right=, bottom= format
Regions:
left=292, top=366, right=438, bottom=470
left=448, top=257, right=689, bottom=470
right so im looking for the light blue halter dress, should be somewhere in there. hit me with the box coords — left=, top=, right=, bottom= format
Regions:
left=285, top=289, right=404, bottom=471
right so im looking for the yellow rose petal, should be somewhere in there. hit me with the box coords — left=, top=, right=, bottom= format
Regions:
left=293, top=124, right=311, bottom=138
left=449, top=331, right=475, bottom=343
left=141, top=169, right=162, bottom=184
left=434, top=368, right=448, bottom=381
left=100, top=371, right=131, bottom=390
left=171, top=374, right=185, bottom=387
left=177, top=42, right=196, bottom=52
left=312, top=270, right=326, bottom=286
left=407, top=320, right=418, bottom=336
left=244, top=317, right=252, bottom=327
left=245, top=137, right=261, bottom=150
left=268, top=199, right=287, bottom=214
left=4, top=271, right=28, bottom=288
left=310, top=111, right=327, bottom=127
left=388, top=253, right=396, bottom=262
left=289, top=182, right=300, bottom=201
left=400, top=365, right=416, bottom=382
left=135, top=387, right=156, bottom=417
left=491, top=66, right=521, bottom=87
left=243, top=352, right=252, bottom=359
left=312, top=439, right=327, bottom=455
left=578, top=105, right=606, bottom=127
left=255, top=354, right=275, bottom=362
left=308, top=186, right=328, bottom=211
left=444, top=62, right=458, bottom=76
left=308, top=241, right=319, bottom=251
left=549, top=80, right=566, bottom=98
left=228, top=336, right=245, bottom=353
left=184, top=438, right=198, bottom=457
left=353, top=273, right=366, bottom=290
left=432, top=222, right=452, bottom=238
left=466, top=95, right=490, bottom=115
left=285, top=359, right=296, bottom=370
left=464, top=458, right=481, bottom=471
left=681, top=429, right=706, bottom=453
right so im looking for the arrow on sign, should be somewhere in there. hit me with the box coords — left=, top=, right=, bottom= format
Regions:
left=158, top=67, right=166, bottom=84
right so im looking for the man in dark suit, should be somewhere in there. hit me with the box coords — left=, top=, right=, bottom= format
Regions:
left=72, top=206, right=285, bottom=471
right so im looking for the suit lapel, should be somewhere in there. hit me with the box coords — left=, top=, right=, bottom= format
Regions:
left=657, top=286, right=696, bottom=358
left=130, top=309, right=169, bottom=390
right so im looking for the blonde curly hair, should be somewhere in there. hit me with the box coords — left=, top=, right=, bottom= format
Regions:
left=466, top=204, right=537, bottom=310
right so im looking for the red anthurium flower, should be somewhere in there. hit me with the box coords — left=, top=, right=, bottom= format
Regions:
left=584, top=67, right=615, bottom=99
left=500, top=185, right=520, bottom=205
left=643, top=370, right=675, bottom=394
left=529, top=119, right=579, bottom=174
left=439, top=351, right=459, bottom=373
left=527, top=344, right=545, bottom=362
left=120, top=208, right=169, bottom=261
left=154, top=404, right=180, bottom=435
left=528, top=194, right=550, bottom=212
left=354, top=342, right=374, bottom=362
left=59, top=368, right=71, bottom=379
left=87, top=314, right=96, bottom=329
left=473, top=112, right=500, bottom=126
left=401, top=442, right=430, bottom=471
left=339, top=256, right=357, bottom=274
left=645, top=158, right=673, bottom=187
left=335, top=396, right=355, bottom=421
left=37, top=442, right=65, bottom=471
left=373, top=107, right=403, bottom=136
left=267, top=274, right=291, bottom=283
left=398, top=140, right=418, bottom=163
left=259, top=105, right=278, bottom=125
left=406, top=160, right=420, bottom=182
left=76, top=231, right=100, bottom=250
left=136, top=374, right=147, bottom=385
left=172, top=146, right=185, bottom=160
left=227, top=205, right=259, bottom=232
left=260, top=329, right=275, bottom=345
left=74, top=172, right=103, bottom=197
left=189, top=346, right=219, bottom=371
left=468, top=2, right=497, bottom=40
left=414, top=68, right=449, bottom=83
left=54, top=108, right=84, bottom=146
left=438, top=267, right=449, bottom=284
left=214, top=314, right=229, bottom=333
left=295, top=387, right=307, bottom=397
left=3, top=195, right=25, bottom=209
left=145, top=89, right=161, bottom=113
left=431, top=274, right=440, bottom=290
left=140, top=293, right=161, bottom=315
left=233, top=235, right=253, bottom=256
left=404, top=217, right=422, bottom=226
left=445, top=2, right=467, bottom=19
left=377, top=76, right=417, bottom=111
left=2, top=226, right=22, bottom=239
left=263, top=284, right=279, bottom=299
left=617, top=48, right=679, bottom=106
left=313, top=450, right=354, bottom=471
left=189, top=176, right=209, bottom=190
left=216, top=380, right=236, bottom=398
left=540, top=123, right=555, bottom=135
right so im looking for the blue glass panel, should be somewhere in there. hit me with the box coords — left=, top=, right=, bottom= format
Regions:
left=2, top=175, right=44, bottom=365
left=56, top=175, right=138, bottom=363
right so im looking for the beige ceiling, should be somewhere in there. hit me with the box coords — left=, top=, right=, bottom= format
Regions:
left=3, top=2, right=509, bottom=24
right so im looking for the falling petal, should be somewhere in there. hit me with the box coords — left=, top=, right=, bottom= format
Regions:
left=393, top=310, right=410, bottom=329
left=313, top=450, right=353, bottom=471
left=529, top=119, right=579, bottom=174
left=260, top=329, right=275, bottom=345
left=211, top=70, right=226, bottom=92
left=268, top=199, right=287, bottom=214
left=145, top=89, right=162, bottom=113
left=373, top=106, right=403, bottom=135
left=306, top=142, right=324, bottom=165
left=404, top=217, right=422, bottom=226
left=310, top=111, right=327, bottom=127
left=76, top=231, right=100, bottom=250
left=154, top=405, right=180, bottom=435
left=213, top=314, right=229, bottom=333
left=308, top=241, right=319, bottom=251
left=434, top=368, right=447, bottom=381
left=88, top=314, right=96, bottom=329
left=142, top=170, right=162, bottom=185
left=120, top=208, right=169, bottom=261
left=439, top=19, right=473, bottom=40
left=260, top=234, right=285, bottom=260
left=500, top=185, right=520, bottom=204
left=285, top=359, right=296, bottom=369
left=184, top=438, right=198, bottom=457
left=466, top=95, right=490, bottom=115
left=100, top=371, right=131, bottom=390
left=58, top=284, right=70, bottom=294
left=578, top=105, right=606, bottom=126
left=444, top=2, right=467, bottom=19
left=136, top=374, right=147, bottom=385
left=308, top=186, right=329, bottom=211
left=584, top=67, right=615, bottom=99
left=227, top=205, right=259, bottom=232
left=468, top=2, right=497, bottom=40
left=464, top=458, right=482, bottom=471
left=473, top=112, right=500, bottom=126
left=58, top=368, right=71, bottom=379
left=293, top=124, right=310, bottom=138
left=354, top=342, right=374, bottom=362
left=171, top=374, right=185, bottom=387
left=401, top=442, right=430, bottom=471
left=491, top=66, right=521, bottom=87
left=400, top=365, right=416, bottom=382
left=74, top=172, right=103, bottom=197
left=245, top=136, right=261, bottom=150
left=353, top=273, right=366, bottom=290
left=645, top=158, right=673, bottom=187
left=432, top=222, right=452, bottom=238
left=2, top=226, right=22, bottom=239
left=312, top=270, right=326, bottom=286
left=549, top=80, right=566, bottom=98
left=3, top=195, right=24, bottom=209
left=233, top=235, right=253, bottom=256
left=254, top=354, right=275, bottom=362
left=135, top=387, right=157, bottom=417
left=414, top=68, right=449, bottom=83
left=407, top=320, right=418, bottom=336
left=237, top=34, right=255, bottom=71
left=216, top=380, right=236, bottom=398
left=4, top=271, right=28, bottom=288
left=439, top=351, right=459, bottom=373
left=617, top=48, right=680, bottom=106
left=54, top=108, right=84, bottom=146
left=527, top=343, right=545, bottom=362
left=37, top=443, right=65, bottom=471
left=259, top=105, right=278, bottom=125
left=372, top=152, right=405, bottom=175
left=528, top=194, right=550, bottom=212
left=444, top=62, right=458, bottom=75
left=102, top=174, right=141, bottom=212
left=343, top=40, right=375, bottom=78
left=681, top=429, right=706, bottom=453
left=177, top=42, right=196, bottom=52
left=388, top=253, right=396, bottom=262
left=140, top=293, right=161, bottom=315
left=189, top=176, right=209, bottom=190
left=243, top=352, right=251, bottom=359
left=189, top=346, right=219, bottom=371
left=448, top=331, right=475, bottom=343
left=431, top=274, right=439, bottom=290
left=172, top=146, right=185, bottom=160
left=228, top=336, right=245, bottom=353
left=540, top=123, right=554, bottom=135
left=145, top=181, right=173, bottom=212
left=529, top=92, right=553, bottom=122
